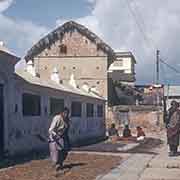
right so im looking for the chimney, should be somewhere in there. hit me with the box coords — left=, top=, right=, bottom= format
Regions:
left=51, top=67, right=60, bottom=84
left=69, top=74, right=77, bottom=88
left=82, top=83, right=90, bottom=93
left=26, top=60, right=36, bottom=77
left=90, top=86, right=99, bottom=94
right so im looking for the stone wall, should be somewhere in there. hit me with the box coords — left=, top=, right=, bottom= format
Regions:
left=106, top=105, right=164, bottom=132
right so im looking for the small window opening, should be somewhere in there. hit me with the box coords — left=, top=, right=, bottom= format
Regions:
left=59, top=44, right=67, bottom=54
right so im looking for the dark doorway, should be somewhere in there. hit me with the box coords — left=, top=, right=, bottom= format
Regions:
left=0, top=84, right=4, bottom=156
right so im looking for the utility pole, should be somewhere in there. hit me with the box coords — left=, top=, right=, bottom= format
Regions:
left=155, top=50, right=160, bottom=127
left=156, top=50, right=160, bottom=85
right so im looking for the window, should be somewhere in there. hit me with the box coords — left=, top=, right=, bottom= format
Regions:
left=97, top=105, right=103, bottom=117
left=22, top=93, right=41, bottom=116
left=71, top=101, right=82, bottom=117
left=50, top=98, right=64, bottom=116
left=59, top=44, right=67, bottom=54
left=86, top=103, right=94, bottom=117
left=97, top=43, right=101, bottom=51
left=96, top=66, right=100, bottom=70
left=73, top=67, right=76, bottom=70
left=97, top=81, right=100, bottom=85
left=114, top=59, right=123, bottom=66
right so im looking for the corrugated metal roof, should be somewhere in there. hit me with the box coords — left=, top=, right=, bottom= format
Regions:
left=164, top=85, right=180, bottom=96
left=15, top=69, right=105, bottom=101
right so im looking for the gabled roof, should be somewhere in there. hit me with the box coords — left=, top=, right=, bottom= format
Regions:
left=25, top=21, right=115, bottom=61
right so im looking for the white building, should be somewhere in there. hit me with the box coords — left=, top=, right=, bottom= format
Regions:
left=164, top=85, right=180, bottom=110
left=109, top=52, right=137, bottom=86
left=0, top=43, right=106, bottom=156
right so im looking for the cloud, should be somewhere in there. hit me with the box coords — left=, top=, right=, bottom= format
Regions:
left=0, top=0, right=49, bottom=68
left=0, top=0, right=13, bottom=12
left=67, top=0, right=180, bottom=84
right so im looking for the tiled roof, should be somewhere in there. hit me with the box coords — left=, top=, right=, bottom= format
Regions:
left=15, top=69, right=105, bottom=101
left=0, top=43, right=19, bottom=59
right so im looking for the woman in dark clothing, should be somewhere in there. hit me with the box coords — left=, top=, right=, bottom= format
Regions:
left=166, top=101, right=180, bottom=156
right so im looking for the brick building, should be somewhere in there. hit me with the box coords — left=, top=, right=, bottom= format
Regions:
left=25, top=21, right=117, bottom=105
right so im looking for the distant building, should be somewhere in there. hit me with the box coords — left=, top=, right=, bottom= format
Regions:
left=109, top=52, right=136, bottom=86
left=135, top=84, right=164, bottom=106
left=164, top=85, right=180, bottom=110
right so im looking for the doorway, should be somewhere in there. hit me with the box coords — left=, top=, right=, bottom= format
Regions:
left=0, top=84, right=4, bottom=156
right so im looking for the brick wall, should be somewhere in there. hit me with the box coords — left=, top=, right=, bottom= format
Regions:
left=37, top=30, right=106, bottom=57
left=106, top=106, right=164, bottom=132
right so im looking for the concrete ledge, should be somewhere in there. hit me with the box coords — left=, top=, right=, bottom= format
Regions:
left=140, top=168, right=180, bottom=180
left=148, top=158, right=180, bottom=169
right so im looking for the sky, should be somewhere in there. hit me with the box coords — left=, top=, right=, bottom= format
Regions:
left=0, top=0, right=180, bottom=84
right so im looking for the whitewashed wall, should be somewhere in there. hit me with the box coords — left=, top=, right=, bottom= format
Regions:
left=6, top=80, right=106, bottom=155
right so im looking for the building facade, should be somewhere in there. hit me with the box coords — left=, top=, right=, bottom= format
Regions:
left=109, top=52, right=136, bottom=86
left=25, top=21, right=116, bottom=105
left=164, top=85, right=180, bottom=110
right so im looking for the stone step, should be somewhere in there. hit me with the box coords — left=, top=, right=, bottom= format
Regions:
left=139, top=168, right=180, bottom=180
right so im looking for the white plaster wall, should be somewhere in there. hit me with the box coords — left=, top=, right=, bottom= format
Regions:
left=109, top=57, right=132, bottom=73
left=0, top=62, right=17, bottom=154
left=7, top=80, right=106, bottom=155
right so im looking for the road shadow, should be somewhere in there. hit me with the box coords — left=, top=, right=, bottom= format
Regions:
left=73, top=137, right=164, bottom=155
left=0, top=150, right=49, bottom=169
left=126, top=137, right=164, bottom=155
left=63, top=162, right=86, bottom=170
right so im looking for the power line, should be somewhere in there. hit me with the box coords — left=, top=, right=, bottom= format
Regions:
left=129, top=0, right=158, bottom=50
left=124, top=0, right=180, bottom=83
left=125, top=0, right=154, bottom=49
left=160, top=58, right=180, bottom=74
left=160, top=61, right=168, bottom=84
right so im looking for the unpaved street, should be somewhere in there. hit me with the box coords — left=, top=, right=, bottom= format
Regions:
left=0, top=153, right=122, bottom=180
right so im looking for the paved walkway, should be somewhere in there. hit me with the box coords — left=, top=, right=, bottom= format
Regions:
left=139, top=146, right=180, bottom=180
left=97, top=133, right=180, bottom=180
left=96, top=154, right=154, bottom=180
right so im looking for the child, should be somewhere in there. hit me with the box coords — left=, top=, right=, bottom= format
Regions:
left=136, top=126, right=146, bottom=141
left=123, top=125, right=132, bottom=138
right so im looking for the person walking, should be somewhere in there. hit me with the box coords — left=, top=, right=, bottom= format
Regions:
left=61, top=107, right=71, bottom=162
left=49, top=107, right=70, bottom=171
left=166, top=101, right=180, bottom=156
